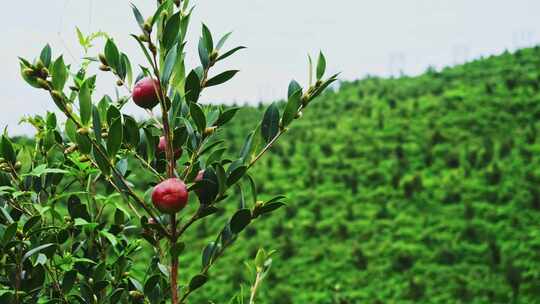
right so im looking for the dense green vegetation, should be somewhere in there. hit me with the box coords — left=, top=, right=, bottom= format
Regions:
left=6, top=46, right=540, bottom=303
left=172, top=46, right=540, bottom=303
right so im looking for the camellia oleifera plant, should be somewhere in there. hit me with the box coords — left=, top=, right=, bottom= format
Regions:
left=1, top=0, right=337, bottom=303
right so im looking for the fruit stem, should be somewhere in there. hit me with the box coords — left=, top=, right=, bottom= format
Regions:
left=147, top=23, right=180, bottom=304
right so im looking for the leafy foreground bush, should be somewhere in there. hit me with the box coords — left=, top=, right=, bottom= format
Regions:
left=0, top=0, right=336, bottom=303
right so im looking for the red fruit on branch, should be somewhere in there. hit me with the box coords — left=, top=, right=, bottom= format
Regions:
left=133, top=77, right=160, bottom=109
left=151, top=178, right=189, bottom=214
left=158, top=136, right=183, bottom=158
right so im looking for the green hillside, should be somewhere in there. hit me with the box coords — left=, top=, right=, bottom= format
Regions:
left=176, top=46, right=540, bottom=303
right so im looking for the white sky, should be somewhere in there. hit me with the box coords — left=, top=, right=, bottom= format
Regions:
left=1, top=0, right=540, bottom=135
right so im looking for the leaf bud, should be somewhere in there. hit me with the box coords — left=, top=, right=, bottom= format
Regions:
left=210, top=51, right=218, bottom=62
left=78, top=155, right=91, bottom=163
left=35, top=59, right=45, bottom=70
left=143, top=22, right=152, bottom=34
left=40, top=68, right=49, bottom=79
left=77, top=127, right=90, bottom=135
left=203, top=126, right=217, bottom=137
left=37, top=78, right=50, bottom=90
left=51, top=90, right=64, bottom=102
left=116, top=79, right=124, bottom=87
left=99, top=64, right=111, bottom=72
left=22, top=68, right=35, bottom=78
left=295, top=111, right=303, bottom=119
left=138, top=34, right=149, bottom=42
left=129, top=291, right=144, bottom=302
left=64, top=144, right=78, bottom=154
left=98, top=53, right=108, bottom=66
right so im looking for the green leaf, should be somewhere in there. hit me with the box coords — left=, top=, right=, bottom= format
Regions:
left=316, top=51, right=326, bottom=80
left=79, top=79, right=93, bottom=126
left=282, top=88, right=302, bottom=127
left=288, top=80, right=302, bottom=99
left=163, top=11, right=181, bottom=50
left=185, top=70, right=201, bottom=103
left=189, top=274, right=208, bottom=292
left=123, top=115, right=140, bottom=148
left=189, top=102, right=206, bottom=133
left=130, top=3, right=145, bottom=31
left=109, top=288, right=125, bottom=303
left=254, top=201, right=286, bottom=218
left=217, top=46, right=246, bottom=61
left=92, top=106, right=102, bottom=143
left=65, top=119, right=77, bottom=142
left=121, top=54, right=132, bottom=84
left=215, top=108, right=239, bottom=126
left=131, top=34, right=153, bottom=66
left=100, top=230, right=118, bottom=247
left=202, top=24, right=214, bottom=53
left=107, top=118, right=123, bottom=157
left=1, top=135, right=16, bottom=164
left=22, top=243, right=55, bottom=263
left=161, top=46, right=178, bottom=86
left=202, top=242, right=217, bottom=268
left=92, top=144, right=110, bottom=175
left=261, top=103, right=280, bottom=143
left=216, top=32, right=232, bottom=50
left=198, top=37, right=210, bottom=68
left=227, top=165, right=247, bottom=187
left=104, top=39, right=120, bottom=71
left=51, top=56, right=68, bottom=90
left=230, top=209, right=252, bottom=234
left=107, top=104, right=121, bottom=127
left=239, top=132, right=254, bottom=162
left=62, top=270, right=78, bottom=293
left=3, top=223, right=17, bottom=243
left=40, top=44, right=52, bottom=67
left=206, top=70, right=239, bottom=87
left=144, top=274, right=161, bottom=294
left=24, top=164, right=68, bottom=177
left=152, top=0, right=170, bottom=25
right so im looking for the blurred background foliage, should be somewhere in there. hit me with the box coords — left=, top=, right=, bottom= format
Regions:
left=10, top=46, right=540, bottom=303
